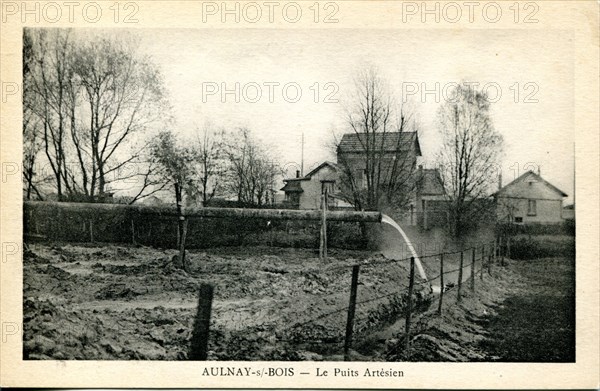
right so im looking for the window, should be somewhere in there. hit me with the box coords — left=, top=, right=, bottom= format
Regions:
left=290, top=193, right=300, bottom=207
left=528, top=200, right=537, bottom=216
left=515, top=217, right=523, bottom=223
left=354, top=169, right=365, bottom=189
left=321, top=181, right=335, bottom=195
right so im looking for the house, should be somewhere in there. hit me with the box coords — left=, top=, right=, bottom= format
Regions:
left=336, top=131, right=446, bottom=227
left=281, top=131, right=446, bottom=227
left=414, top=166, right=447, bottom=228
left=494, top=170, right=568, bottom=224
left=336, top=132, right=422, bottom=190
left=280, top=161, right=344, bottom=210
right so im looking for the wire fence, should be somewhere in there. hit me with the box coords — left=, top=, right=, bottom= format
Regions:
left=24, top=201, right=516, bottom=360
left=190, top=238, right=511, bottom=361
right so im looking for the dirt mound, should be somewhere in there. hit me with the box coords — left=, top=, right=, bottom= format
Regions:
left=94, top=283, right=144, bottom=300
left=24, top=247, right=51, bottom=264
left=23, top=243, right=429, bottom=360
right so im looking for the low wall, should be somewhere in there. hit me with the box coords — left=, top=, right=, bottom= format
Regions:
left=23, top=201, right=368, bottom=249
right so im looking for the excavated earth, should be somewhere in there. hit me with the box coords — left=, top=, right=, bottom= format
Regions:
left=24, top=242, right=573, bottom=362
left=23, top=243, right=428, bottom=361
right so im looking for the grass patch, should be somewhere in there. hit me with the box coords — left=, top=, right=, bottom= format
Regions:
left=509, top=235, right=575, bottom=260
left=479, top=257, right=575, bottom=362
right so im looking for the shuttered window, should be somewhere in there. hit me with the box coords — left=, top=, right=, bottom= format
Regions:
left=528, top=200, right=537, bottom=216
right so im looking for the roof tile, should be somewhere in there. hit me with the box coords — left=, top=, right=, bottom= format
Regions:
left=338, top=132, right=420, bottom=154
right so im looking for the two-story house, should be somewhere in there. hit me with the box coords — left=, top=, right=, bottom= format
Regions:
left=280, top=162, right=343, bottom=210
left=336, top=131, right=422, bottom=191
left=281, top=132, right=446, bottom=229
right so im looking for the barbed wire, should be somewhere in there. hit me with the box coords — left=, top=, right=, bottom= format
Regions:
left=253, top=243, right=499, bottom=356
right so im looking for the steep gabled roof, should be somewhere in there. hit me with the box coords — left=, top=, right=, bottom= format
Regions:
left=338, top=132, right=422, bottom=156
left=419, top=169, right=446, bottom=196
left=281, top=161, right=338, bottom=185
left=304, top=161, right=337, bottom=178
left=495, top=170, right=567, bottom=199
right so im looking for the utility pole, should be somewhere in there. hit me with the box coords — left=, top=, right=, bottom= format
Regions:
left=573, top=142, right=576, bottom=207
left=301, top=132, right=304, bottom=176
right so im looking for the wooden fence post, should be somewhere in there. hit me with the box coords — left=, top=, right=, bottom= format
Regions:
left=494, top=239, right=498, bottom=265
left=319, top=190, right=328, bottom=259
left=131, top=219, right=136, bottom=245
left=470, top=247, right=476, bottom=292
left=179, top=219, right=189, bottom=272
left=344, top=265, right=360, bottom=361
left=189, top=283, right=214, bottom=360
left=499, top=236, right=505, bottom=266
left=507, top=236, right=511, bottom=259
left=457, top=251, right=464, bottom=302
left=480, top=245, right=485, bottom=280
left=437, top=254, right=444, bottom=315
left=89, top=220, right=94, bottom=242
left=404, top=257, right=415, bottom=358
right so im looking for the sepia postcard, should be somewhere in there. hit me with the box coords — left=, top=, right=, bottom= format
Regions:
left=1, top=0, right=599, bottom=389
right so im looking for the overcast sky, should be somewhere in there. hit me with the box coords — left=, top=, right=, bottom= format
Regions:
left=133, top=28, right=574, bottom=202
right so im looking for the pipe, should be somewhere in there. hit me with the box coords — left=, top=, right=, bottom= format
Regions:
left=24, top=201, right=382, bottom=223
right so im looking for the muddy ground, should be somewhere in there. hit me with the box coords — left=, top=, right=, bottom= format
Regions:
left=23, top=241, right=574, bottom=362
left=23, top=243, right=428, bottom=361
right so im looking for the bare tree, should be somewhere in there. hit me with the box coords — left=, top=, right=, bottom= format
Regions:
left=436, top=83, right=504, bottom=237
left=69, top=33, right=167, bottom=200
left=335, top=68, right=419, bottom=211
left=26, top=29, right=76, bottom=200
left=125, top=158, right=170, bottom=205
left=24, top=28, right=167, bottom=202
left=150, top=130, right=196, bottom=271
left=22, top=29, right=46, bottom=200
left=224, top=128, right=280, bottom=207
left=193, top=123, right=226, bottom=206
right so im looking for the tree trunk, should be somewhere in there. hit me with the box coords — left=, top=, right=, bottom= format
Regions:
left=175, top=183, right=188, bottom=272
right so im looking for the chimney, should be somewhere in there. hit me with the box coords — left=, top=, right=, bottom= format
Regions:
left=537, top=166, right=541, bottom=176
left=498, top=172, right=503, bottom=190
left=296, top=170, right=300, bottom=178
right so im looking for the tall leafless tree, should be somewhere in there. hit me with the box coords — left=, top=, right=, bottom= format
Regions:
left=26, top=29, right=76, bottom=200
left=69, top=32, right=166, bottom=200
left=193, top=123, right=226, bottom=206
left=436, top=83, right=504, bottom=237
left=24, top=28, right=167, bottom=202
left=224, top=128, right=280, bottom=207
left=22, top=29, right=47, bottom=200
left=335, top=68, right=419, bottom=211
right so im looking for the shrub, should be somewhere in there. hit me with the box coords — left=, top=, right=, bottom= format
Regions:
left=24, top=201, right=370, bottom=250
left=496, top=222, right=575, bottom=237
left=509, top=236, right=575, bottom=260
